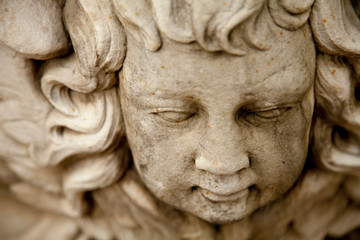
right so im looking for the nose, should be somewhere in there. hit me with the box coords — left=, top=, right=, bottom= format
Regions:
left=195, top=153, right=249, bottom=176
left=195, top=125, right=250, bottom=176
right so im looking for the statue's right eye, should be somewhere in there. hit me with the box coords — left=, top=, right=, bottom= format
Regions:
left=154, top=111, right=196, bottom=123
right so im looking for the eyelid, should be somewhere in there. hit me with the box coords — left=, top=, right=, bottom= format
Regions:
left=251, top=107, right=290, bottom=119
left=151, top=109, right=197, bottom=123
left=241, top=106, right=293, bottom=124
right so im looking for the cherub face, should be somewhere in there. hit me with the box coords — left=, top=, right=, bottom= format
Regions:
left=120, top=27, right=315, bottom=223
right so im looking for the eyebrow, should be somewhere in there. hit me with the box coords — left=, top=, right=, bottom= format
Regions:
left=122, top=61, right=312, bottom=109
left=121, top=83, right=195, bottom=109
left=253, top=62, right=311, bottom=89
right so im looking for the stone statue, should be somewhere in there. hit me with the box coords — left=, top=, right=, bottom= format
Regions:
left=0, top=0, right=360, bottom=239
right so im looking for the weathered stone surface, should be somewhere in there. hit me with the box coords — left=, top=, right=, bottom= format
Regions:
left=0, top=0, right=359, bottom=239
left=0, top=0, right=69, bottom=59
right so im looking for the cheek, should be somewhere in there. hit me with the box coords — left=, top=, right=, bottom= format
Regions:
left=134, top=138, right=197, bottom=199
left=143, top=136, right=197, bottom=177
left=121, top=103, right=196, bottom=192
left=246, top=107, right=310, bottom=193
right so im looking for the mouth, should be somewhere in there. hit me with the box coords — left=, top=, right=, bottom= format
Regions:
left=196, top=186, right=250, bottom=203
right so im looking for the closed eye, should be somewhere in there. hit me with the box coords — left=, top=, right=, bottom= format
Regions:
left=154, top=111, right=196, bottom=123
left=251, top=107, right=291, bottom=119
left=241, top=106, right=292, bottom=124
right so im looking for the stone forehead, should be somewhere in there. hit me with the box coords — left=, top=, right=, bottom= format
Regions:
left=122, top=28, right=315, bottom=93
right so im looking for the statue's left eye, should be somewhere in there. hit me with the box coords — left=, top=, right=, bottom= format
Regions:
left=155, top=111, right=195, bottom=123
left=240, top=106, right=292, bottom=124
left=252, top=107, right=290, bottom=119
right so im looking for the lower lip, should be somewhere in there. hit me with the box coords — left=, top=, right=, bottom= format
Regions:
left=198, top=187, right=250, bottom=203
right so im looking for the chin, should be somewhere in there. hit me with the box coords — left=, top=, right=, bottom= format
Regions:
left=184, top=202, right=255, bottom=225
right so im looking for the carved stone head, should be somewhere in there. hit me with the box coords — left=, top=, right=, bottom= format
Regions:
left=121, top=30, right=315, bottom=223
